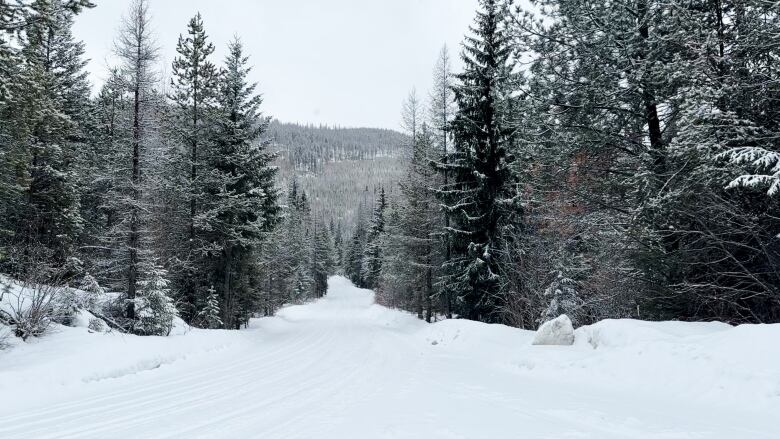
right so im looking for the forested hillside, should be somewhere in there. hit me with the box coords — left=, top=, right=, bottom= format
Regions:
left=269, top=121, right=406, bottom=231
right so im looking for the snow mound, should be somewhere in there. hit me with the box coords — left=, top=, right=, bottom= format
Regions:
left=533, top=314, right=574, bottom=345
left=577, top=318, right=732, bottom=349
left=418, top=318, right=529, bottom=351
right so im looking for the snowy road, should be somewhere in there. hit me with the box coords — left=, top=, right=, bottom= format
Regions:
left=0, top=277, right=777, bottom=438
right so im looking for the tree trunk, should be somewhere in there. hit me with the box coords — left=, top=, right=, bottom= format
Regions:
left=425, top=266, right=433, bottom=323
left=416, top=286, right=423, bottom=319
left=127, top=51, right=142, bottom=321
left=223, top=243, right=233, bottom=329
left=637, top=0, right=665, bottom=180
left=443, top=114, right=453, bottom=320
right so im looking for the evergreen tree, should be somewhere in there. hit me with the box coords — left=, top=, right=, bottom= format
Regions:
left=361, top=188, right=387, bottom=289
left=344, top=214, right=367, bottom=286
left=0, top=21, right=23, bottom=260
left=167, top=12, right=219, bottom=318
left=133, top=263, right=178, bottom=336
left=200, top=38, right=280, bottom=329
left=312, top=221, right=335, bottom=297
left=332, top=220, right=344, bottom=271
left=539, top=270, right=582, bottom=327
left=290, top=262, right=313, bottom=304
left=195, top=286, right=223, bottom=329
left=1, top=0, right=91, bottom=270
left=78, top=70, right=130, bottom=284
left=437, top=0, right=521, bottom=322
left=269, top=180, right=315, bottom=302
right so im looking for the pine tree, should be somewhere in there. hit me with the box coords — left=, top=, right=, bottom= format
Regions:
left=77, top=70, right=130, bottom=282
left=290, top=263, right=313, bottom=304
left=2, top=0, right=92, bottom=270
left=344, top=215, right=366, bottom=286
left=332, top=220, right=344, bottom=271
left=438, top=0, right=521, bottom=322
left=361, top=188, right=387, bottom=289
left=167, top=12, right=219, bottom=318
left=0, top=12, right=23, bottom=261
left=312, top=220, right=335, bottom=297
left=200, top=38, right=280, bottom=329
left=539, top=271, right=582, bottom=326
left=0, top=0, right=104, bottom=282
left=134, top=263, right=178, bottom=336
left=270, top=180, right=315, bottom=302
left=196, top=286, right=223, bottom=329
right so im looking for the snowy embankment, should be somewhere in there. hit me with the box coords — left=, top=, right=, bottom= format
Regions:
left=1, top=276, right=779, bottom=438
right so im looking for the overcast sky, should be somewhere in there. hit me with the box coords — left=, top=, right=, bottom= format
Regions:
left=72, top=0, right=479, bottom=130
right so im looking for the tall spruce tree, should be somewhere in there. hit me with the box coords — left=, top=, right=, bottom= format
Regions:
left=438, top=0, right=521, bottom=322
left=344, top=212, right=367, bottom=286
left=312, top=220, right=335, bottom=298
left=361, top=188, right=387, bottom=289
left=2, top=0, right=92, bottom=271
left=0, top=4, right=24, bottom=263
left=273, top=180, right=315, bottom=302
left=332, top=220, right=344, bottom=271
left=199, top=38, right=280, bottom=329
left=168, top=12, right=219, bottom=318
left=79, top=70, right=130, bottom=283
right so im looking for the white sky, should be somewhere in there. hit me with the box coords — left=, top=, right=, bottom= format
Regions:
left=72, top=0, right=479, bottom=130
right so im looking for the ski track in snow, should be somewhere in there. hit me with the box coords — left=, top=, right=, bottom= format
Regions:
left=0, top=276, right=777, bottom=438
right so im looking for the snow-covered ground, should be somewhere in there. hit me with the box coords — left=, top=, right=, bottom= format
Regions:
left=1, top=276, right=778, bottom=438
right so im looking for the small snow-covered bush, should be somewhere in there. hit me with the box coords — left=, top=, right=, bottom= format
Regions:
left=539, top=271, right=583, bottom=327
left=533, top=314, right=575, bottom=346
left=0, top=280, right=59, bottom=340
left=88, top=317, right=107, bottom=332
left=132, top=266, right=178, bottom=336
left=53, top=274, right=107, bottom=326
left=194, top=287, right=223, bottom=329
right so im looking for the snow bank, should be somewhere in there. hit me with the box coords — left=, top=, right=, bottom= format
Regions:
left=416, top=314, right=780, bottom=410
left=577, top=318, right=732, bottom=349
left=532, top=314, right=575, bottom=345
left=0, top=322, right=252, bottom=411
left=1, top=275, right=778, bottom=437
left=540, top=319, right=778, bottom=408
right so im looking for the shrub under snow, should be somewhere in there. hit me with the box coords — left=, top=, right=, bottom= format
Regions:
left=533, top=314, right=575, bottom=346
left=132, top=267, right=179, bottom=336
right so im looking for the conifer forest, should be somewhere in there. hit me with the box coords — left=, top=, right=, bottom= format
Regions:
left=0, top=1, right=778, bottom=438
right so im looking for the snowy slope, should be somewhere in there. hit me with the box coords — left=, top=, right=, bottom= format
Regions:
left=1, top=276, right=778, bottom=438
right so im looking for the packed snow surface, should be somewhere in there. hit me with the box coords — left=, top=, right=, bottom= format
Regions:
left=1, top=276, right=779, bottom=438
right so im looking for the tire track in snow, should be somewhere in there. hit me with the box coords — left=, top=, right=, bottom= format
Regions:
left=0, top=280, right=416, bottom=438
